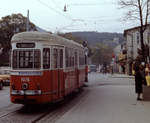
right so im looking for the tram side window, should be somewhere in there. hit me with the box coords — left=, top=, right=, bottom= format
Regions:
left=79, top=52, right=85, bottom=66
left=75, top=51, right=77, bottom=66
left=65, top=48, right=69, bottom=67
left=71, top=50, right=74, bottom=67
left=53, top=49, right=58, bottom=68
left=34, top=50, right=41, bottom=68
left=43, top=48, right=50, bottom=69
left=79, top=53, right=81, bottom=66
left=65, top=48, right=75, bottom=68
left=13, top=50, right=17, bottom=68
left=69, top=49, right=71, bottom=67
left=60, top=49, right=63, bottom=68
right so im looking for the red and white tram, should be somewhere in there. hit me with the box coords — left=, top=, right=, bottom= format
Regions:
left=10, top=31, right=88, bottom=104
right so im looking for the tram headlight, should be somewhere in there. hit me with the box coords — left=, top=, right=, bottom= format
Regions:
left=22, top=83, right=28, bottom=90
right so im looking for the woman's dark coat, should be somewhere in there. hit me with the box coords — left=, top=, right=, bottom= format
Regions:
left=135, top=69, right=143, bottom=94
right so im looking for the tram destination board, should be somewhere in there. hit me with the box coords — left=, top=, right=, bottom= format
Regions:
left=16, top=43, right=35, bottom=48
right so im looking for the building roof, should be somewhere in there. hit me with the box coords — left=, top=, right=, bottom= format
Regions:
left=124, top=24, right=150, bottom=37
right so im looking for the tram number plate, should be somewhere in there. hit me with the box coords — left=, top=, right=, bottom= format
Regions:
left=21, top=77, right=30, bottom=82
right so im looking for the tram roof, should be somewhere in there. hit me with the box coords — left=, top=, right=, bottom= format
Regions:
left=11, top=31, right=83, bottom=49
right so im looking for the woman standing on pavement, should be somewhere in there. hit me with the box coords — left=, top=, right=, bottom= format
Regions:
left=134, top=65, right=143, bottom=100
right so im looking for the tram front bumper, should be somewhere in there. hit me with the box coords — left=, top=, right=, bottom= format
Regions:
left=11, top=90, right=42, bottom=95
left=11, top=90, right=42, bottom=104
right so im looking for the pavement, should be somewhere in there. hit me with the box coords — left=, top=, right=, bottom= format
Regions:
left=54, top=73, right=150, bottom=123
left=110, top=73, right=134, bottom=79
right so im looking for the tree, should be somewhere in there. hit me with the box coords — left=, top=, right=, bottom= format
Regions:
left=0, top=13, right=37, bottom=66
left=58, top=32, right=93, bottom=57
left=91, top=43, right=113, bottom=65
left=58, top=32, right=83, bottom=44
left=118, top=0, right=150, bottom=62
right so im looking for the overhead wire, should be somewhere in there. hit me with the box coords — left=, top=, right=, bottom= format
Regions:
left=67, top=1, right=115, bottom=6
left=36, top=0, right=118, bottom=32
left=51, top=0, right=63, bottom=11
left=68, top=3, right=106, bottom=6
left=36, top=0, right=73, bottom=21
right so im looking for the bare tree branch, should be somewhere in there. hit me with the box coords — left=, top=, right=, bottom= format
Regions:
left=143, top=1, right=150, bottom=31
left=118, top=0, right=150, bottom=62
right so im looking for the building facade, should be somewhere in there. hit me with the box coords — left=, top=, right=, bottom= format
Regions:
left=124, top=25, right=150, bottom=75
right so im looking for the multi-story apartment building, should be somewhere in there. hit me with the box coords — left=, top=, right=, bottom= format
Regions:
left=124, top=25, right=150, bottom=75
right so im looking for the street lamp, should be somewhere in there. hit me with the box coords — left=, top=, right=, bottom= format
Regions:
left=84, top=47, right=88, bottom=57
left=64, top=5, right=67, bottom=12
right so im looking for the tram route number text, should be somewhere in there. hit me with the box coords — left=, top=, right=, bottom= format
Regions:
left=21, top=77, right=30, bottom=82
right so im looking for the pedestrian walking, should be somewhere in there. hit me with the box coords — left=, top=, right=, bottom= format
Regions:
left=134, top=65, right=143, bottom=101
left=140, top=65, right=147, bottom=86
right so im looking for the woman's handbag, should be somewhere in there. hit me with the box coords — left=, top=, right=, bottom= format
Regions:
left=146, top=75, right=150, bottom=86
left=132, top=70, right=135, bottom=75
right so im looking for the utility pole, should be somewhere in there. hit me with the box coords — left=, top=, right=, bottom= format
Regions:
left=148, top=31, right=150, bottom=63
left=26, top=10, right=29, bottom=31
left=131, top=34, right=133, bottom=61
left=64, top=5, right=67, bottom=12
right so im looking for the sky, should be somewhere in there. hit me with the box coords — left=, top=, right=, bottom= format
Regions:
left=0, top=0, right=140, bottom=33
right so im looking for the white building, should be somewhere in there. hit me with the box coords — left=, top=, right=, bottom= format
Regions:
left=124, top=25, right=150, bottom=75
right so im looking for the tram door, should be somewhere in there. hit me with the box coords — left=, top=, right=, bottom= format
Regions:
left=52, top=46, right=64, bottom=100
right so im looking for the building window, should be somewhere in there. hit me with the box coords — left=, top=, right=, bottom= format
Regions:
left=137, top=33, right=140, bottom=44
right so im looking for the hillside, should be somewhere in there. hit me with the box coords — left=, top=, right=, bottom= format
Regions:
left=71, top=31, right=124, bottom=47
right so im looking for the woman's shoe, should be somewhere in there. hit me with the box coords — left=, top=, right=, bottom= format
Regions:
left=137, top=98, right=142, bottom=101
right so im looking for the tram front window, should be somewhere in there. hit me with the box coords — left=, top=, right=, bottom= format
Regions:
left=12, top=50, right=41, bottom=69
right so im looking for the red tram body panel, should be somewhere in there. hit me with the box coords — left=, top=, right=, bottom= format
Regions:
left=10, top=31, right=88, bottom=104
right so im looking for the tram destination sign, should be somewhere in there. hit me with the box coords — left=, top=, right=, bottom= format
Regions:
left=16, top=43, right=35, bottom=48
left=11, top=71, right=42, bottom=76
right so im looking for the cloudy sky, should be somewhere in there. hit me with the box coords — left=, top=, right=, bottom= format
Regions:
left=0, top=0, right=140, bottom=33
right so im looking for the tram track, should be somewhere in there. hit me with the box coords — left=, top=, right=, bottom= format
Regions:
left=33, top=89, right=88, bottom=123
left=0, top=88, right=89, bottom=123
left=0, top=110, right=18, bottom=119
left=0, top=104, right=22, bottom=119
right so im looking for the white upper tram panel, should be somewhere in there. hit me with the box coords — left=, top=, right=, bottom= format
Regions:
left=11, top=31, right=84, bottom=49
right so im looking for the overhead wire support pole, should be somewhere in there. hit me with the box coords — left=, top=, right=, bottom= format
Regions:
left=26, top=9, right=29, bottom=31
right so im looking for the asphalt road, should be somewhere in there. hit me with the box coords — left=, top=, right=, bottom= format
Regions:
left=0, top=86, right=11, bottom=109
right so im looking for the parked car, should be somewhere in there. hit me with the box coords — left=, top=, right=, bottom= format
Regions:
left=0, top=79, right=3, bottom=90
left=0, top=74, right=10, bottom=87
left=0, top=67, right=10, bottom=87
